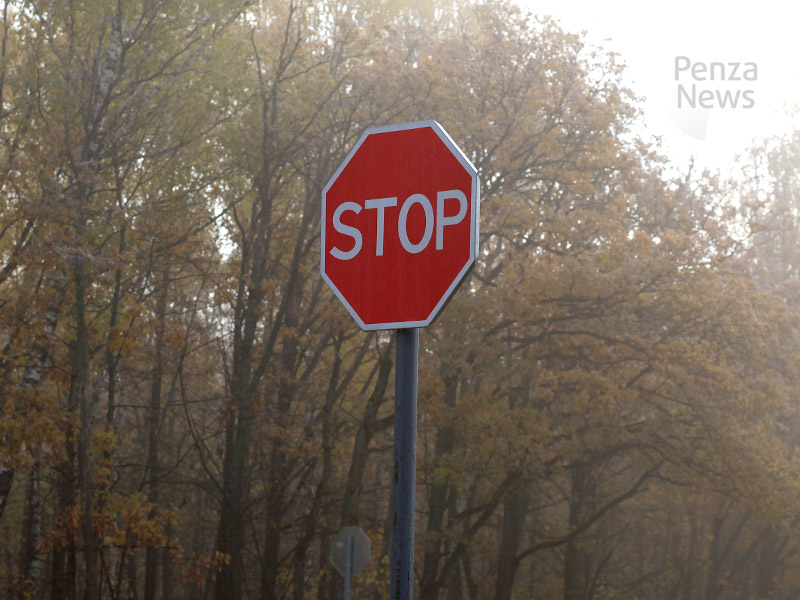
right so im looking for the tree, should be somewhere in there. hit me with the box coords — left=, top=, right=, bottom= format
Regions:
left=2, top=1, right=800, bottom=599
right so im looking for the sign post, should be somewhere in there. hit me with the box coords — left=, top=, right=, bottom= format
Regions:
left=322, top=121, right=479, bottom=599
left=391, top=327, right=418, bottom=598
left=331, top=526, right=371, bottom=600
left=345, top=534, right=353, bottom=599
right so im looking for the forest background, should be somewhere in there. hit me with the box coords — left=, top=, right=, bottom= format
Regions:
left=1, top=0, right=800, bottom=599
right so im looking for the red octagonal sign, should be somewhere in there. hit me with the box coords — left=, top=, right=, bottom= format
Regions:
left=321, top=121, right=480, bottom=330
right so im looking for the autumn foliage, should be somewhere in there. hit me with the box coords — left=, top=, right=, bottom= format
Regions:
left=1, top=1, right=799, bottom=599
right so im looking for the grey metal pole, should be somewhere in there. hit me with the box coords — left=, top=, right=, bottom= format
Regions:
left=391, top=328, right=418, bottom=600
left=344, top=534, right=354, bottom=600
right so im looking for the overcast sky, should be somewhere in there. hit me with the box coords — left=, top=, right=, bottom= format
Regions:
left=523, top=0, right=800, bottom=174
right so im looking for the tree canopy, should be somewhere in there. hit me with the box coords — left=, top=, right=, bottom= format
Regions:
left=1, top=1, right=799, bottom=599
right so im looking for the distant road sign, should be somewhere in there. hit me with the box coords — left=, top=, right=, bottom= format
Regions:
left=331, top=526, right=371, bottom=577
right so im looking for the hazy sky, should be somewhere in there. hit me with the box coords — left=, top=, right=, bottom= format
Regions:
left=523, top=0, right=800, bottom=174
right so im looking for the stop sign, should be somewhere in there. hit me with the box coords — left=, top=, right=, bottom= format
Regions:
left=321, top=121, right=479, bottom=330
left=331, top=526, right=371, bottom=577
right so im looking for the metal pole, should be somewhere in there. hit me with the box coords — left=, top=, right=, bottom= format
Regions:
left=344, top=534, right=354, bottom=600
left=391, top=328, right=418, bottom=600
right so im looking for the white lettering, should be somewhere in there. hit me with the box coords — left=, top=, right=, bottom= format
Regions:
left=436, top=190, right=467, bottom=250
left=330, top=202, right=362, bottom=260
left=329, top=190, right=468, bottom=259
left=398, top=193, right=434, bottom=254
left=364, top=197, right=397, bottom=256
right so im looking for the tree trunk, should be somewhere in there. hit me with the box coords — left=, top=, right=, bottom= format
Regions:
left=214, top=130, right=275, bottom=600
left=74, top=251, right=100, bottom=600
left=52, top=442, right=78, bottom=600
left=0, top=466, right=11, bottom=522
left=325, top=341, right=392, bottom=600
left=493, top=479, right=529, bottom=600
left=145, top=268, right=169, bottom=600
left=213, top=391, right=251, bottom=600
left=3, top=301, right=60, bottom=528
left=755, top=528, right=781, bottom=600
left=419, top=369, right=459, bottom=600
left=20, top=460, right=42, bottom=595
left=340, top=347, right=393, bottom=525
left=16, top=302, right=60, bottom=589
left=564, top=464, right=595, bottom=600
left=162, top=520, right=174, bottom=600
left=259, top=327, right=300, bottom=600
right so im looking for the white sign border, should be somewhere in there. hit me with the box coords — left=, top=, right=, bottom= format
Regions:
left=321, top=120, right=480, bottom=331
